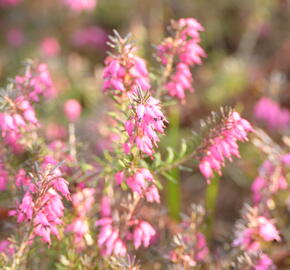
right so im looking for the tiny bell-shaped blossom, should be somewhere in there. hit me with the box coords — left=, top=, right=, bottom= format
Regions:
left=132, top=220, right=156, bottom=249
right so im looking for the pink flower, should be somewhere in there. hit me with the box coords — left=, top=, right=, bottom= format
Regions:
left=66, top=188, right=95, bottom=248
left=115, top=171, right=125, bottom=185
left=125, top=96, right=167, bottom=156
left=234, top=211, right=280, bottom=252
left=103, top=43, right=150, bottom=94
left=15, top=192, right=34, bottom=222
left=156, top=18, right=206, bottom=102
left=0, top=240, right=14, bottom=256
left=63, top=0, right=96, bottom=12
left=52, top=177, right=71, bottom=200
left=132, top=220, right=156, bottom=249
left=15, top=63, right=56, bottom=101
left=116, top=168, right=160, bottom=203
left=199, top=111, right=253, bottom=182
left=10, top=157, right=70, bottom=244
left=252, top=159, right=288, bottom=204
left=95, top=199, right=127, bottom=256
left=144, top=185, right=160, bottom=203
left=195, top=233, right=209, bottom=261
left=45, top=123, right=67, bottom=141
left=66, top=218, right=90, bottom=245
left=72, top=26, right=107, bottom=49
left=100, top=196, right=111, bottom=217
left=254, top=254, right=274, bottom=270
left=40, top=37, right=60, bottom=58
left=257, top=217, right=280, bottom=242
left=63, top=99, right=82, bottom=122
left=254, top=97, right=290, bottom=131
left=71, top=188, right=95, bottom=216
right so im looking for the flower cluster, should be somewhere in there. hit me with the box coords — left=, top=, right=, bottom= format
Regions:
left=254, top=97, right=290, bottom=131
left=169, top=233, right=208, bottom=267
left=157, top=18, right=206, bottom=102
left=95, top=197, right=127, bottom=256
left=199, top=111, right=253, bottom=182
left=103, top=40, right=150, bottom=94
left=0, top=240, right=14, bottom=257
left=233, top=251, right=275, bottom=270
left=15, top=63, right=56, bottom=102
left=252, top=155, right=290, bottom=204
left=0, top=96, right=38, bottom=153
left=129, top=220, right=156, bottom=249
left=63, top=0, right=96, bottom=12
left=9, top=156, right=70, bottom=244
left=234, top=207, right=280, bottom=252
left=66, top=187, right=95, bottom=249
left=95, top=196, right=157, bottom=257
left=125, top=93, right=167, bottom=156
left=169, top=205, right=208, bottom=267
left=115, top=168, right=160, bottom=203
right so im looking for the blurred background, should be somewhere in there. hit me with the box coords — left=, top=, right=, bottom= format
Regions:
left=0, top=0, right=290, bottom=251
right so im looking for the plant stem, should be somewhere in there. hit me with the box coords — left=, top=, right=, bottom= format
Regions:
left=10, top=229, right=32, bottom=270
left=205, top=175, right=220, bottom=243
left=166, top=106, right=181, bottom=220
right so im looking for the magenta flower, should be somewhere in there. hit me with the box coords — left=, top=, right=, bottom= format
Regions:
left=195, top=233, right=209, bottom=261
left=66, top=188, right=95, bottom=248
left=95, top=198, right=127, bottom=256
left=10, top=157, right=70, bottom=244
left=72, top=26, right=107, bottom=49
left=103, top=45, right=150, bottom=94
left=257, top=217, right=280, bottom=242
left=0, top=240, right=14, bottom=256
left=199, top=111, right=253, bottom=182
left=254, top=253, right=275, bottom=270
left=63, top=99, right=82, bottom=122
left=40, top=37, right=60, bottom=58
left=115, top=168, right=160, bottom=203
left=234, top=210, right=280, bottom=252
left=125, top=96, right=167, bottom=156
left=252, top=159, right=288, bottom=204
left=15, top=63, right=56, bottom=102
left=254, top=97, right=290, bottom=131
left=63, top=0, right=96, bottom=12
left=157, top=18, right=206, bottom=102
left=131, top=220, right=156, bottom=249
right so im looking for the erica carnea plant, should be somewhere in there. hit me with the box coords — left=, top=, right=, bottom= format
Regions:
left=0, top=17, right=289, bottom=270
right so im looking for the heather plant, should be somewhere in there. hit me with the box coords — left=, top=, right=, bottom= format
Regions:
left=0, top=14, right=289, bottom=270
